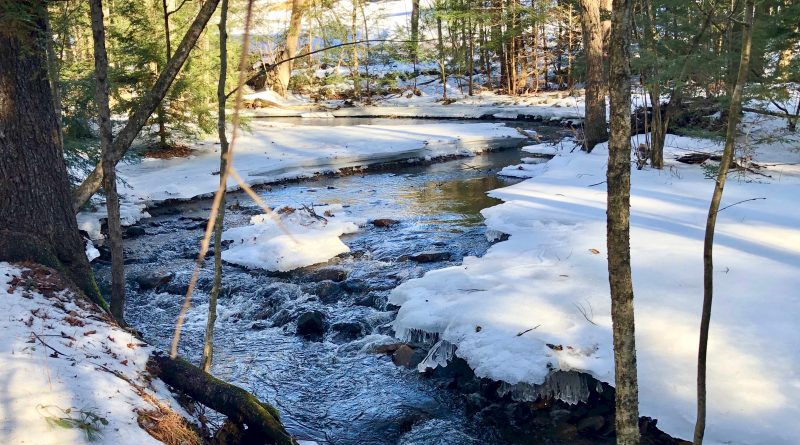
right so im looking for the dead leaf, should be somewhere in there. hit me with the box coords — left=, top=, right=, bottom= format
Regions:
left=589, top=248, right=600, bottom=254
left=83, top=330, right=97, bottom=336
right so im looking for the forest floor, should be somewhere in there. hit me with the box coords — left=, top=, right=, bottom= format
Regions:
left=0, top=262, right=198, bottom=445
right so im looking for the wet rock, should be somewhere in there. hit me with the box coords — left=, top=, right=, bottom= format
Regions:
left=310, top=280, right=346, bottom=303
left=124, top=226, right=147, bottom=238
left=577, top=415, right=605, bottom=434
left=271, top=309, right=294, bottom=327
left=307, top=267, right=348, bottom=282
left=296, top=310, right=326, bottom=338
left=330, top=321, right=365, bottom=342
left=409, top=251, right=451, bottom=263
left=250, top=321, right=269, bottom=331
left=135, top=272, right=174, bottom=290
left=369, top=343, right=402, bottom=355
left=161, top=280, right=189, bottom=296
left=342, top=279, right=369, bottom=294
left=556, top=423, right=579, bottom=441
left=392, top=344, right=426, bottom=368
left=354, top=293, right=384, bottom=309
left=372, top=218, right=400, bottom=228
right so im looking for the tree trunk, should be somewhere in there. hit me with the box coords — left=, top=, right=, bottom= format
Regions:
left=150, top=355, right=296, bottom=445
left=694, top=1, right=754, bottom=443
left=607, top=0, right=640, bottom=442
left=410, top=0, right=420, bottom=75
left=202, top=0, right=229, bottom=374
left=89, top=0, right=125, bottom=320
left=579, top=0, right=608, bottom=151
left=0, top=3, right=103, bottom=306
left=72, top=0, right=221, bottom=212
left=437, top=15, right=447, bottom=101
left=276, top=0, right=306, bottom=97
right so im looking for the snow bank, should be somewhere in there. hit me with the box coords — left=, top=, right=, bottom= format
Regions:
left=390, top=132, right=800, bottom=444
left=0, top=262, right=189, bottom=445
left=222, top=204, right=363, bottom=272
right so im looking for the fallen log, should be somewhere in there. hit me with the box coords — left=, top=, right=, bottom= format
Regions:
left=148, top=354, right=295, bottom=445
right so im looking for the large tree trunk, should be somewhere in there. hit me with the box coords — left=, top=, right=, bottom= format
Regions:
left=579, top=0, right=608, bottom=151
left=202, top=0, right=230, bottom=374
left=72, top=0, right=221, bottom=211
left=90, top=0, right=125, bottom=320
left=150, top=355, right=296, bottom=445
left=607, top=0, right=640, bottom=442
left=0, top=3, right=103, bottom=306
left=276, top=0, right=306, bottom=97
left=694, top=1, right=754, bottom=443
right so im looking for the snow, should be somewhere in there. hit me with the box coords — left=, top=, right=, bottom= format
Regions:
left=390, top=128, right=800, bottom=444
left=222, top=204, right=364, bottom=272
left=0, top=262, right=188, bottom=445
left=85, top=240, right=100, bottom=262
left=77, top=121, right=524, bottom=243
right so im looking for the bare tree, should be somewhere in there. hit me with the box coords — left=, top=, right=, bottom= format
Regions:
left=694, top=1, right=755, bottom=443
left=72, top=0, right=221, bottom=211
left=89, top=0, right=125, bottom=321
left=201, top=0, right=230, bottom=374
left=607, top=0, right=641, bottom=441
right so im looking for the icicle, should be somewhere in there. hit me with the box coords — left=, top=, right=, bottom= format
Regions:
left=497, top=371, right=592, bottom=405
left=417, top=339, right=457, bottom=372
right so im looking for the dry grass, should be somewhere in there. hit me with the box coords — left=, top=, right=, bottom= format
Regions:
left=135, top=404, right=201, bottom=445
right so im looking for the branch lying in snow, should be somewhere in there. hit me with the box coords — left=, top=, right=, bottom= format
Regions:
left=516, top=325, right=541, bottom=337
left=31, top=332, right=71, bottom=358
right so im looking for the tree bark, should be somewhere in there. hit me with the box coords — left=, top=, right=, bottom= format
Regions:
left=276, top=0, right=306, bottom=97
left=89, top=0, right=125, bottom=321
left=72, top=0, right=221, bottom=212
left=150, top=355, right=296, bottom=445
left=410, top=0, right=420, bottom=75
left=579, top=0, right=608, bottom=151
left=202, top=0, right=229, bottom=374
left=0, top=3, right=103, bottom=306
left=607, top=0, right=640, bottom=442
left=694, top=1, right=754, bottom=443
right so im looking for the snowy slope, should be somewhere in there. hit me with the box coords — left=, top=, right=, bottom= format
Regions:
left=0, top=262, right=190, bottom=445
left=390, top=131, right=800, bottom=444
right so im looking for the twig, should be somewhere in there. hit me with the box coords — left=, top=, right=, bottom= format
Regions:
left=587, top=180, right=606, bottom=187
left=717, top=197, right=766, bottom=213
left=31, top=332, right=71, bottom=358
left=574, top=302, right=598, bottom=326
left=516, top=325, right=540, bottom=336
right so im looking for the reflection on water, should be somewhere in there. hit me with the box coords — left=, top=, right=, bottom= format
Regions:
left=95, top=143, right=538, bottom=445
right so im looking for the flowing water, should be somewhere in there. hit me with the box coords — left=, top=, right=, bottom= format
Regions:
left=94, top=120, right=556, bottom=444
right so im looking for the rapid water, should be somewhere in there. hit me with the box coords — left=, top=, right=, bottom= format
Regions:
left=94, top=121, right=555, bottom=444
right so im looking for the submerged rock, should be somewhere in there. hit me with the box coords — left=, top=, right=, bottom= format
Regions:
left=330, top=321, right=365, bottom=342
left=124, top=226, right=147, bottom=238
left=307, top=267, right=349, bottom=282
left=409, top=251, right=451, bottom=263
left=372, top=218, right=400, bottom=228
left=296, top=310, right=326, bottom=338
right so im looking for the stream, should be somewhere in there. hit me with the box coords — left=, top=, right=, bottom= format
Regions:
left=93, top=119, right=557, bottom=445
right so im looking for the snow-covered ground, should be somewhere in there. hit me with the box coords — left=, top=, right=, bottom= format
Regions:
left=0, top=262, right=191, bottom=445
left=78, top=121, right=525, bottom=241
left=390, top=121, right=800, bottom=444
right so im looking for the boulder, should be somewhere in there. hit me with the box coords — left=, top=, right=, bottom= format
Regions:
left=135, top=272, right=174, bottom=290
left=392, top=344, right=426, bottom=368
left=296, top=310, right=326, bottom=338
left=307, top=268, right=348, bottom=282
